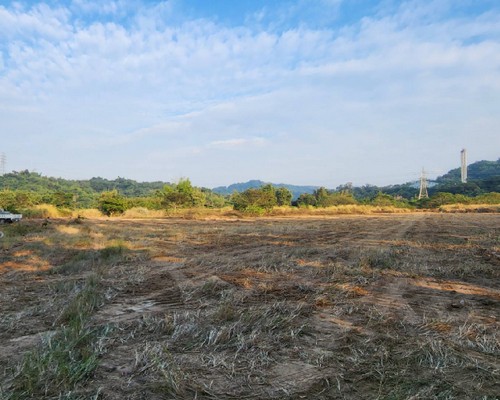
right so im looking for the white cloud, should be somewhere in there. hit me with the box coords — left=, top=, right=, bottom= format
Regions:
left=209, top=137, right=268, bottom=149
left=0, top=3, right=71, bottom=41
left=71, top=0, right=120, bottom=15
left=0, top=1, right=499, bottom=186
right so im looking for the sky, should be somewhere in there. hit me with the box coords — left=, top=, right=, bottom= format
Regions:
left=0, top=0, right=499, bottom=188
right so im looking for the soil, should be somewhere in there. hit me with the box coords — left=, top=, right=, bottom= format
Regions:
left=0, top=213, right=499, bottom=399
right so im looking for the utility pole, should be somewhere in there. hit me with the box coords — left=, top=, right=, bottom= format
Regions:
left=418, top=167, right=428, bottom=199
left=461, top=148, right=467, bottom=183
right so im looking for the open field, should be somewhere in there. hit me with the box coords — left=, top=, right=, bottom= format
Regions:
left=0, top=213, right=499, bottom=399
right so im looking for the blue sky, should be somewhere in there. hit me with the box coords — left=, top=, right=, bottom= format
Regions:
left=0, top=0, right=499, bottom=188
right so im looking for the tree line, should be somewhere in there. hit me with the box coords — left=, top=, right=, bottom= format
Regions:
left=0, top=165, right=499, bottom=216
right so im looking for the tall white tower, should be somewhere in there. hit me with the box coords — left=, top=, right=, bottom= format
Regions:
left=461, top=149, right=467, bottom=183
left=0, top=153, right=5, bottom=176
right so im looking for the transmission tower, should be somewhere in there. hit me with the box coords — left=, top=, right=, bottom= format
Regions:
left=0, top=153, right=5, bottom=176
left=461, top=148, right=467, bottom=183
left=418, top=167, right=428, bottom=199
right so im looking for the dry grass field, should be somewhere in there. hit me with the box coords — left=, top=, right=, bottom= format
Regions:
left=0, top=213, right=499, bottom=399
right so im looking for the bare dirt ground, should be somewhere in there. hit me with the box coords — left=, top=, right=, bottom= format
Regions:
left=0, top=213, right=499, bottom=399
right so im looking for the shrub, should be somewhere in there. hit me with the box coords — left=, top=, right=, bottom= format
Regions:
left=98, top=190, right=127, bottom=216
left=231, top=186, right=277, bottom=212
left=19, top=204, right=72, bottom=218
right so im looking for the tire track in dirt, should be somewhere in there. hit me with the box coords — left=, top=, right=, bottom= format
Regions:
left=90, top=260, right=194, bottom=400
left=313, top=214, right=424, bottom=249
left=94, top=260, right=191, bottom=326
left=311, top=215, right=425, bottom=337
left=325, top=213, right=499, bottom=334
left=311, top=214, right=486, bottom=335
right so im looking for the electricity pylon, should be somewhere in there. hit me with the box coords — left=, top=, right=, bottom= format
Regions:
left=418, top=168, right=428, bottom=199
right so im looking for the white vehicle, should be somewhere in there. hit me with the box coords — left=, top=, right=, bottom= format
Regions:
left=0, top=209, right=22, bottom=223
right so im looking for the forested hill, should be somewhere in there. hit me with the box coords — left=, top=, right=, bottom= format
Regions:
left=353, top=159, right=500, bottom=199
left=0, top=171, right=167, bottom=197
left=213, top=180, right=318, bottom=199
left=0, top=158, right=498, bottom=204
left=436, top=159, right=500, bottom=182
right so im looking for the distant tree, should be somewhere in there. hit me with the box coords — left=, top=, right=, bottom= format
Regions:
left=311, top=187, right=357, bottom=207
left=475, top=192, right=500, bottom=204
left=370, top=192, right=410, bottom=208
left=98, top=190, right=127, bottom=216
left=430, top=182, right=482, bottom=197
left=275, top=187, right=293, bottom=206
left=370, top=192, right=396, bottom=206
left=296, top=193, right=317, bottom=207
left=231, top=186, right=277, bottom=212
left=418, top=192, right=471, bottom=209
left=159, top=178, right=206, bottom=209
left=201, top=188, right=227, bottom=208
left=127, top=196, right=162, bottom=210
left=352, top=184, right=380, bottom=200
left=0, top=189, right=17, bottom=211
left=6, top=190, right=40, bottom=211
left=478, top=176, right=500, bottom=193
left=52, top=191, right=75, bottom=208
left=313, top=187, right=329, bottom=207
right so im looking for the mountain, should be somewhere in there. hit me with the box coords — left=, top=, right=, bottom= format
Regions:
left=212, top=159, right=500, bottom=200
left=212, top=180, right=319, bottom=199
left=0, top=170, right=168, bottom=207
left=436, top=159, right=500, bottom=182
left=0, top=170, right=167, bottom=197
left=424, top=159, right=500, bottom=196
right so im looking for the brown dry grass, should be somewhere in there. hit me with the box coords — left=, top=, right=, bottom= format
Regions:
left=0, top=213, right=498, bottom=399
left=20, top=204, right=421, bottom=222
left=439, top=203, right=500, bottom=213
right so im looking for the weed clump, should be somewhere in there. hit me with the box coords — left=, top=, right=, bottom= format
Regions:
left=7, top=275, right=110, bottom=399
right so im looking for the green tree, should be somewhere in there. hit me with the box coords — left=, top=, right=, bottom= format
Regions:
left=231, top=186, right=277, bottom=212
left=370, top=192, right=409, bottom=208
left=314, top=187, right=330, bottom=207
left=296, top=193, right=316, bottom=207
left=0, top=189, right=17, bottom=211
left=52, top=191, right=75, bottom=208
left=159, top=179, right=206, bottom=209
left=275, top=187, right=293, bottom=206
left=201, top=188, right=227, bottom=208
left=98, top=190, right=127, bottom=216
left=312, top=187, right=357, bottom=207
left=418, top=192, right=471, bottom=209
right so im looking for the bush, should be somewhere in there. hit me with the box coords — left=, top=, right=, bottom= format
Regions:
left=296, top=193, right=317, bottom=207
left=123, top=207, right=165, bottom=218
left=159, top=179, right=206, bottom=209
left=474, top=192, right=500, bottom=204
left=19, top=204, right=72, bottom=218
left=98, top=190, right=127, bottom=216
left=419, top=192, right=471, bottom=209
left=370, top=193, right=411, bottom=208
left=275, top=187, right=293, bottom=206
left=231, top=186, right=277, bottom=212
left=297, top=188, right=357, bottom=208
